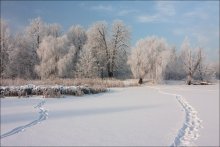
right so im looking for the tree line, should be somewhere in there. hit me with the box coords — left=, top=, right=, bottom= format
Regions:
left=0, top=17, right=219, bottom=84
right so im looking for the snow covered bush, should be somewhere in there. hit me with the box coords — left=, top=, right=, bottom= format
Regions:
left=0, top=84, right=107, bottom=98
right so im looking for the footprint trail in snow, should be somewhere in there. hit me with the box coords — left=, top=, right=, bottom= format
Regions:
left=0, top=99, right=48, bottom=139
left=171, top=95, right=203, bottom=146
left=146, top=86, right=203, bottom=146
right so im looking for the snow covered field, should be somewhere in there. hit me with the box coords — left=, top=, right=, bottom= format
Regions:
left=0, top=82, right=219, bottom=146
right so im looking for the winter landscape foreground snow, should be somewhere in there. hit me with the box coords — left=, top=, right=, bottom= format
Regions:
left=0, top=82, right=219, bottom=146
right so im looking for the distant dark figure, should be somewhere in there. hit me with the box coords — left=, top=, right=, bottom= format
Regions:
left=24, top=88, right=33, bottom=97
left=138, top=78, right=143, bottom=84
left=187, top=80, right=191, bottom=85
left=101, top=69, right=104, bottom=80
left=108, top=72, right=113, bottom=78
left=0, top=88, right=4, bottom=98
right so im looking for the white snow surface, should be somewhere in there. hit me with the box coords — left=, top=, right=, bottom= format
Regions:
left=0, top=82, right=219, bottom=146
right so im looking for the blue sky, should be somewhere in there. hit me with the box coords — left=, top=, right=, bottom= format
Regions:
left=1, top=1, right=219, bottom=61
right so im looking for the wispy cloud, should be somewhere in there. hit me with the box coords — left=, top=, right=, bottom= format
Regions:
left=172, top=25, right=219, bottom=61
left=137, top=15, right=159, bottom=23
left=182, top=1, right=219, bottom=23
left=183, top=8, right=209, bottom=20
left=172, top=26, right=219, bottom=49
left=117, top=9, right=139, bottom=16
left=137, top=1, right=176, bottom=23
left=156, top=1, right=175, bottom=17
left=91, top=4, right=113, bottom=11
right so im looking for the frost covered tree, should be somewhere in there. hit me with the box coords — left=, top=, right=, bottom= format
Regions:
left=86, top=21, right=109, bottom=77
left=214, top=61, right=220, bottom=79
left=35, top=35, right=68, bottom=79
left=7, top=33, right=37, bottom=79
left=66, top=25, right=87, bottom=72
left=67, top=25, right=87, bottom=51
left=180, top=37, right=202, bottom=85
left=128, top=36, right=171, bottom=83
left=45, top=23, right=62, bottom=38
left=25, top=17, right=46, bottom=65
left=127, top=39, right=147, bottom=81
left=0, top=19, right=13, bottom=78
left=164, top=47, right=186, bottom=80
left=109, top=20, right=130, bottom=77
left=22, top=18, right=62, bottom=79
left=75, top=47, right=98, bottom=78
left=87, top=20, right=130, bottom=78
left=25, top=17, right=47, bottom=47
left=194, top=49, right=216, bottom=82
left=36, top=24, right=87, bottom=79
left=57, top=45, right=76, bottom=78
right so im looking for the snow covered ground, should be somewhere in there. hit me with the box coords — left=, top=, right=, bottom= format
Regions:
left=0, top=82, right=219, bottom=146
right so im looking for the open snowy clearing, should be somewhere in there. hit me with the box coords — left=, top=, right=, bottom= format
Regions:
left=0, top=83, right=219, bottom=146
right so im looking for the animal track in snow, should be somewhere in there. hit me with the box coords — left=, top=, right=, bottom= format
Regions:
left=0, top=99, right=48, bottom=139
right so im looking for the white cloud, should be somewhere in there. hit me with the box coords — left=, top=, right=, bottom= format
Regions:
left=183, top=9, right=208, bottom=20
left=172, top=26, right=219, bottom=61
left=137, top=1, right=176, bottom=23
left=137, top=15, right=159, bottom=23
left=118, top=9, right=138, bottom=16
left=156, top=1, right=176, bottom=16
left=91, top=5, right=113, bottom=11
left=172, top=26, right=218, bottom=49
